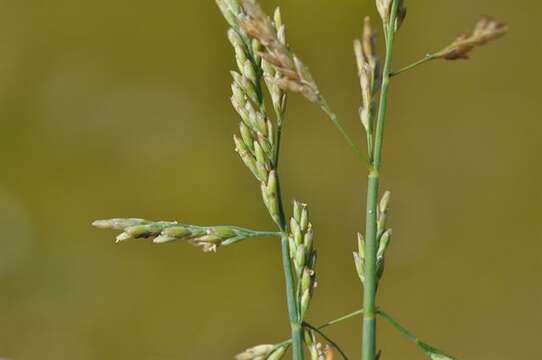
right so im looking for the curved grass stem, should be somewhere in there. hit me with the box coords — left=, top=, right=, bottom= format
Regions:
left=319, top=96, right=370, bottom=167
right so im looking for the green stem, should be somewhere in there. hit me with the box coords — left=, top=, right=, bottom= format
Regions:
left=391, top=54, right=437, bottom=77
left=319, top=308, right=364, bottom=329
left=273, top=109, right=284, bottom=169
left=362, top=171, right=380, bottom=360
left=220, top=230, right=282, bottom=246
left=377, top=308, right=456, bottom=359
left=274, top=130, right=303, bottom=360
left=251, top=230, right=283, bottom=237
left=319, top=97, right=370, bottom=167
left=280, top=233, right=304, bottom=360
left=362, top=2, right=400, bottom=360
left=376, top=308, right=417, bottom=342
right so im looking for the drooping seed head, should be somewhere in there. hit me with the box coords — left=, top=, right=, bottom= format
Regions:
left=439, top=16, right=508, bottom=60
left=238, top=0, right=320, bottom=103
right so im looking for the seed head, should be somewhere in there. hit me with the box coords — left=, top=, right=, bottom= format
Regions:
left=377, top=0, right=406, bottom=30
left=239, top=0, right=320, bottom=103
left=354, top=17, right=380, bottom=134
left=235, top=344, right=275, bottom=360
left=439, top=17, right=508, bottom=60
left=376, top=0, right=392, bottom=24
left=91, top=218, right=148, bottom=230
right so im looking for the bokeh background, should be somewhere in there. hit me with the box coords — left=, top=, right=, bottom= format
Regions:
left=0, top=0, right=540, bottom=359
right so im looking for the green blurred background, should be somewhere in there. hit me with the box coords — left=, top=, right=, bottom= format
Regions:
left=0, top=0, right=540, bottom=359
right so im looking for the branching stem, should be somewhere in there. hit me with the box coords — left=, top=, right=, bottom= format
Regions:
left=273, top=308, right=365, bottom=352
left=362, top=1, right=400, bottom=360
left=274, top=122, right=304, bottom=359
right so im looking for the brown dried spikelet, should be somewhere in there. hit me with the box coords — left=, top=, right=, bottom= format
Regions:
left=440, top=16, right=508, bottom=60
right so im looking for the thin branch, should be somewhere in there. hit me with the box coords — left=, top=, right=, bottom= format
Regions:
left=391, top=54, right=437, bottom=77
left=304, top=322, right=350, bottom=360
left=270, top=308, right=365, bottom=353
left=377, top=308, right=457, bottom=360
left=319, top=96, right=370, bottom=167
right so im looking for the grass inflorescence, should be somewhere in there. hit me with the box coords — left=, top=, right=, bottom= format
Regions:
left=93, top=0, right=507, bottom=359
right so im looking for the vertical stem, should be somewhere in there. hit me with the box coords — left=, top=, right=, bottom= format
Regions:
left=361, top=171, right=380, bottom=360
left=281, top=233, right=304, bottom=359
left=275, top=150, right=304, bottom=359
left=362, top=1, right=400, bottom=360
left=373, top=7, right=398, bottom=171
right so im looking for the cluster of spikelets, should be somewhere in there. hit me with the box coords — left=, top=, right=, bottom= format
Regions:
left=438, top=16, right=508, bottom=60
left=92, top=218, right=270, bottom=253
left=306, top=332, right=335, bottom=360
left=217, top=1, right=329, bottom=358
left=239, top=0, right=320, bottom=103
left=354, top=192, right=392, bottom=285
left=236, top=336, right=334, bottom=360
left=354, top=16, right=381, bottom=159
left=219, top=0, right=284, bottom=226
left=235, top=344, right=288, bottom=360
left=288, top=200, right=317, bottom=321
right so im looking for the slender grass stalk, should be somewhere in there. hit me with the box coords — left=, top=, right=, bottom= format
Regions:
left=319, top=97, right=369, bottom=166
left=391, top=54, right=436, bottom=77
left=377, top=308, right=456, bottom=359
left=280, top=233, right=304, bottom=359
left=272, top=89, right=304, bottom=360
left=361, top=1, right=400, bottom=359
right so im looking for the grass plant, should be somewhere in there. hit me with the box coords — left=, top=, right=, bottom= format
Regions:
left=93, top=1, right=507, bottom=358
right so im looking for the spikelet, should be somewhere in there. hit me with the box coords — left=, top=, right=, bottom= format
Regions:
left=234, top=344, right=287, bottom=360
left=438, top=17, right=508, bottom=60
left=377, top=0, right=407, bottom=30
left=239, top=0, right=320, bottom=103
left=235, top=344, right=274, bottom=360
left=354, top=16, right=381, bottom=141
left=355, top=191, right=393, bottom=284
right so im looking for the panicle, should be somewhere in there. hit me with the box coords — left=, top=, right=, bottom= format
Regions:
left=239, top=0, right=320, bottom=103
left=438, top=17, right=508, bottom=60
left=354, top=16, right=381, bottom=136
left=92, top=220, right=262, bottom=253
